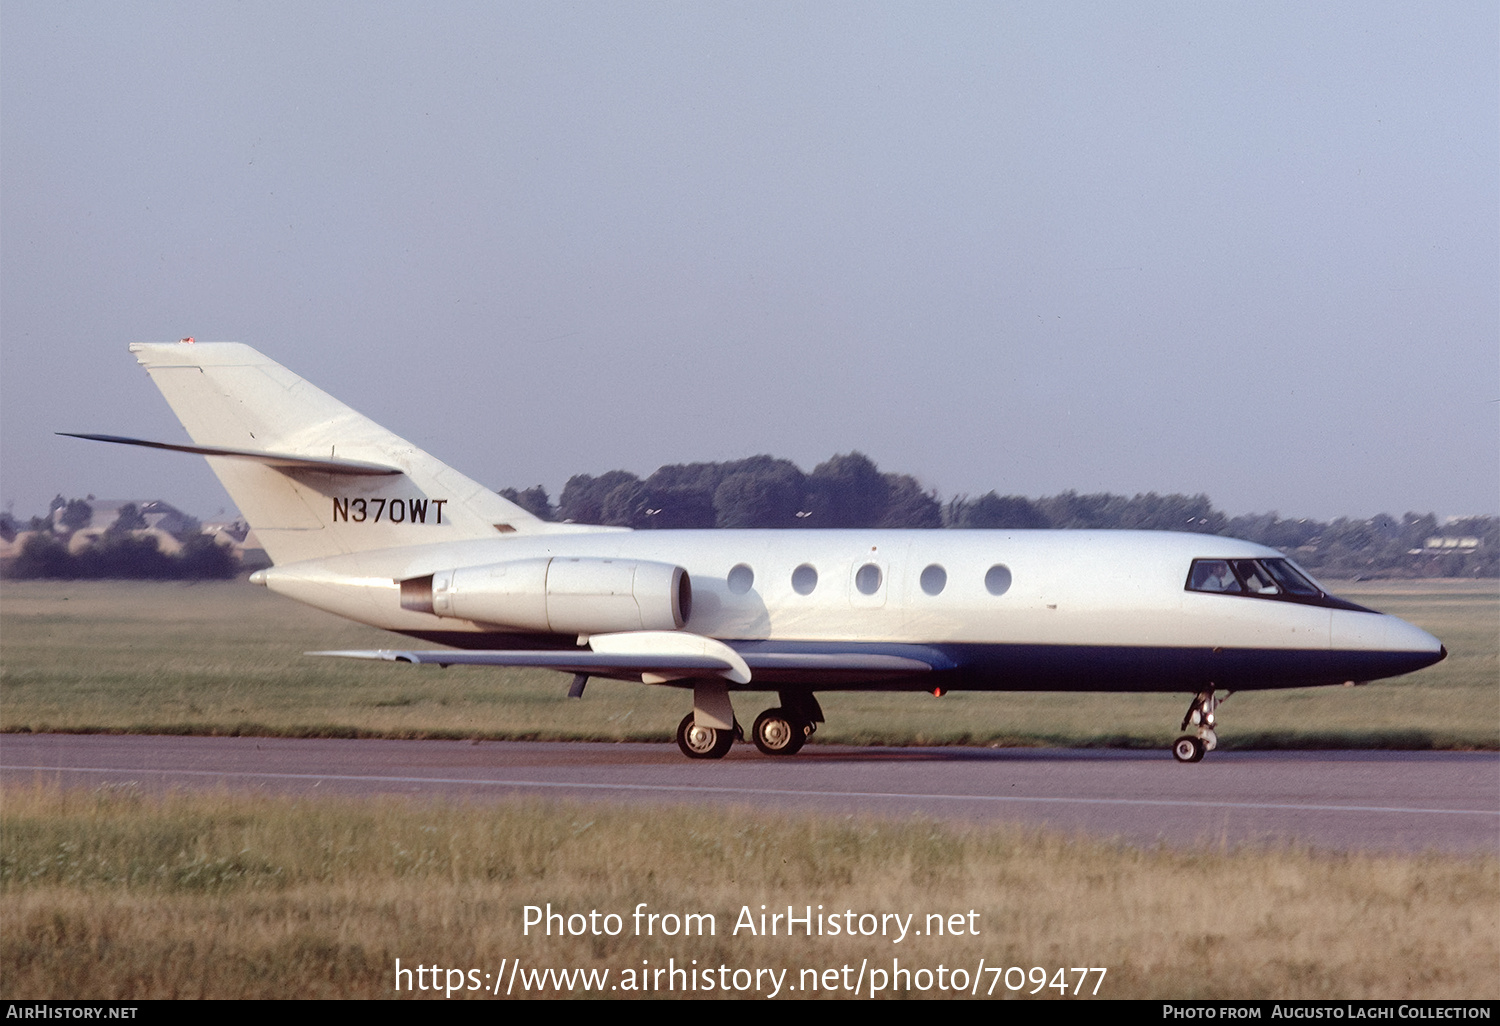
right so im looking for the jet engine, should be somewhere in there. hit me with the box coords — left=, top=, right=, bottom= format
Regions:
left=399, top=557, right=691, bottom=634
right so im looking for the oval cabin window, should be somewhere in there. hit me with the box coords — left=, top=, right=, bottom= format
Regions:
left=727, top=563, right=754, bottom=595
left=985, top=564, right=1012, bottom=596
left=920, top=564, right=947, bottom=595
left=791, top=563, right=818, bottom=595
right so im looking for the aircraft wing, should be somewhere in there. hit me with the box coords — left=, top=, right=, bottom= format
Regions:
left=316, top=630, right=754, bottom=684
left=312, top=633, right=949, bottom=685
left=314, top=647, right=741, bottom=675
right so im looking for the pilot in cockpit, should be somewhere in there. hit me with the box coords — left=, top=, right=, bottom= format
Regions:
left=1190, top=560, right=1241, bottom=593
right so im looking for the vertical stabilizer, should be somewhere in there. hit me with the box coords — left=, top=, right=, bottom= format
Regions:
left=127, top=342, right=571, bottom=564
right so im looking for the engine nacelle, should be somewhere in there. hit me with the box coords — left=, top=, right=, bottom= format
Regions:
left=400, top=557, right=691, bottom=634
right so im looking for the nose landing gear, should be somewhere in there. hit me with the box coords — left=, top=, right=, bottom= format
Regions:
left=1173, top=688, right=1230, bottom=763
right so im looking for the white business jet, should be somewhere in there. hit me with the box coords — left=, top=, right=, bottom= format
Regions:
left=66, top=342, right=1447, bottom=763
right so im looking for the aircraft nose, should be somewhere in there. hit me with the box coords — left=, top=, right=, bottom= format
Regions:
left=1386, top=614, right=1445, bottom=657
left=1329, top=610, right=1445, bottom=682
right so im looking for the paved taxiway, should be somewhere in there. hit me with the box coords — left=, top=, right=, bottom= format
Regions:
left=2, top=734, right=1495, bottom=853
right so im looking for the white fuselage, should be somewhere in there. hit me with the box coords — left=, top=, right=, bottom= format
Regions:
left=259, top=528, right=1442, bottom=692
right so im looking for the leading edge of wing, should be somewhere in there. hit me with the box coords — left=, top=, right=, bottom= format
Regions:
left=58, top=433, right=402, bottom=476
left=312, top=650, right=736, bottom=673
left=315, top=629, right=754, bottom=684
left=309, top=644, right=945, bottom=683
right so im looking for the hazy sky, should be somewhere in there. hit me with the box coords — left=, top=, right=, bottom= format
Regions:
left=3, top=2, right=1496, bottom=524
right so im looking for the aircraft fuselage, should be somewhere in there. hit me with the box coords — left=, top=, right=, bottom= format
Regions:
left=258, top=527, right=1443, bottom=693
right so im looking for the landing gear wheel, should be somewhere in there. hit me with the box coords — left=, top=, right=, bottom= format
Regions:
left=677, top=713, right=734, bottom=760
left=752, top=708, right=806, bottom=756
left=1173, top=735, right=1206, bottom=763
left=1175, top=688, right=1230, bottom=764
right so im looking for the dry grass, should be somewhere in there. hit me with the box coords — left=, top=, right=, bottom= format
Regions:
left=5, top=582, right=1493, bottom=1001
left=1, top=579, right=1494, bottom=749
left=2, top=785, right=1495, bottom=1000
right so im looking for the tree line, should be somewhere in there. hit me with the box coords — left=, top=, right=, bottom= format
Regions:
left=3, top=456, right=1492, bottom=580
left=1, top=500, right=237, bottom=580
left=499, top=451, right=1496, bottom=579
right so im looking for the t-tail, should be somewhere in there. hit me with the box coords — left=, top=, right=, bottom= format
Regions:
left=65, top=342, right=596, bottom=564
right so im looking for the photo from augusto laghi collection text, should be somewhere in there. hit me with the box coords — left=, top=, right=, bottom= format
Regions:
left=393, top=900, right=1096, bottom=997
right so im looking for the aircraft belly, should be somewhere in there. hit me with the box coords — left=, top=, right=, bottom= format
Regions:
left=934, top=643, right=1342, bottom=693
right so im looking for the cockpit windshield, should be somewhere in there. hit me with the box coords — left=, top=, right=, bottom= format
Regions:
left=1260, top=558, right=1323, bottom=596
left=1185, top=556, right=1368, bottom=610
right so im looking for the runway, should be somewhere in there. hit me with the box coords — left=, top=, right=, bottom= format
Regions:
left=2, top=733, right=1496, bottom=854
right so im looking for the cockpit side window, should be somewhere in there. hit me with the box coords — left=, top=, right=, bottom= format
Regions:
left=1188, top=560, right=1242, bottom=593
left=1232, top=559, right=1280, bottom=595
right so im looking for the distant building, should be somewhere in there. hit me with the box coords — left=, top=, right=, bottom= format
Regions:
left=1420, top=536, right=1481, bottom=551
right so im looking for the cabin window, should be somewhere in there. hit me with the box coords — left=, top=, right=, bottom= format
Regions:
left=727, top=563, right=754, bottom=595
left=985, top=564, right=1012, bottom=596
left=791, top=563, right=818, bottom=595
left=855, top=563, right=882, bottom=595
left=920, top=564, right=947, bottom=595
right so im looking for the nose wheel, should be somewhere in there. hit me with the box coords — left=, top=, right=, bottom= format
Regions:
left=1172, top=735, right=1206, bottom=763
left=1173, top=689, right=1229, bottom=763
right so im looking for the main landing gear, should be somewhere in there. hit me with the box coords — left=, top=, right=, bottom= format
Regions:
left=1173, top=688, right=1230, bottom=763
left=751, top=707, right=816, bottom=756
left=673, top=684, right=823, bottom=760
left=676, top=713, right=737, bottom=760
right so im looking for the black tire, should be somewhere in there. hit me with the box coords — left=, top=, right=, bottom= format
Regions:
left=677, top=713, right=734, bottom=760
left=752, top=707, right=805, bottom=756
left=1172, top=735, right=1206, bottom=763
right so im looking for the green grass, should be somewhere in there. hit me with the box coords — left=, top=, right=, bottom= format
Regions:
left=1, top=579, right=1494, bottom=749
left=2, top=785, right=1495, bottom=999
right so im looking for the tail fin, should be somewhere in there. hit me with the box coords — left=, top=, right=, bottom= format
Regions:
left=120, top=341, right=577, bottom=564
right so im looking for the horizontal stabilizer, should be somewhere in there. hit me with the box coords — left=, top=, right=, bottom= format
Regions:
left=59, top=433, right=402, bottom=476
